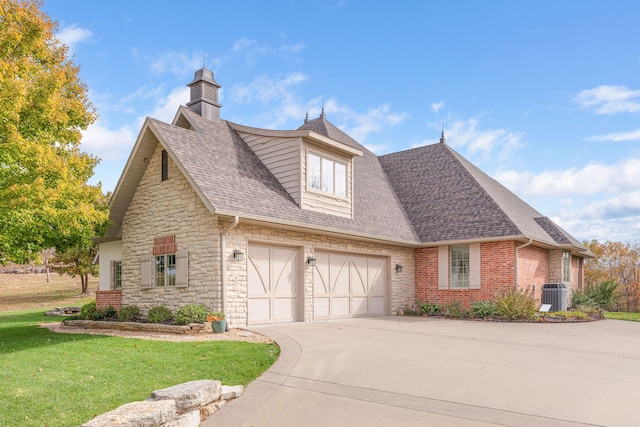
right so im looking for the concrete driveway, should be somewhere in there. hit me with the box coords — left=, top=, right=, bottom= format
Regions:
left=207, top=317, right=640, bottom=427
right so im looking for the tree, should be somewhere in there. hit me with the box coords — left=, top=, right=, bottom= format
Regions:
left=51, top=243, right=98, bottom=294
left=583, top=240, right=640, bottom=311
left=0, top=0, right=108, bottom=264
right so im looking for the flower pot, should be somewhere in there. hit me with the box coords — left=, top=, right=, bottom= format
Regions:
left=211, top=320, right=226, bottom=333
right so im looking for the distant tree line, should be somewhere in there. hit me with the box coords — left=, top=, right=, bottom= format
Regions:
left=583, top=240, right=640, bottom=312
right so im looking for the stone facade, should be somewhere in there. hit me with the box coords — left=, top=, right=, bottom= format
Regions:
left=121, top=144, right=221, bottom=313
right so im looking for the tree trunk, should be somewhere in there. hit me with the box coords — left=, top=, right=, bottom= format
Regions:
left=81, top=274, right=89, bottom=294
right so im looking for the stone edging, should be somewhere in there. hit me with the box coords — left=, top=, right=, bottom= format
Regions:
left=64, top=319, right=208, bottom=335
left=81, top=379, right=242, bottom=426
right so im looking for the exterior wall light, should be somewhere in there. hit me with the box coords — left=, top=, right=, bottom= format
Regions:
left=233, top=250, right=244, bottom=261
left=395, top=263, right=403, bottom=273
left=307, top=257, right=316, bottom=266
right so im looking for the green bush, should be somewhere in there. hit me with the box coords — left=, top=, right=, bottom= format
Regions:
left=117, top=305, right=141, bottom=322
left=571, top=289, right=594, bottom=308
left=444, top=300, right=469, bottom=319
left=104, top=305, right=118, bottom=319
left=416, top=301, right=442, bottom=315
left=471, top=300, right=497, bottom=318
left=79, top=301, right=97, bottom=320
left=91, top=309, right=106, bottom=320
left=495, top=288, right=537, bottom=321
left=585, top=280, right=619, bottom=310
left=174, top=304, right=209, bottom=325
left=148, top=306, right=174, bottom=323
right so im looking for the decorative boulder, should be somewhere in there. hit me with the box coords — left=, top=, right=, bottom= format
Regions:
left=148, top=380, right=222, bottom=413
left=81, top=400, right=176, bottom=427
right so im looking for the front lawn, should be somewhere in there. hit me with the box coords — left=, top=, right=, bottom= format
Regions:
left=605, top=311, right=640, bottom=322
left=0, top=309, right=279, bottom=427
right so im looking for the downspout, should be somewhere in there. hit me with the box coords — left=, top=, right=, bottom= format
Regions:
left=220, top=216, right=240, bottom=316
left=514, top=238, right=533, bottom=290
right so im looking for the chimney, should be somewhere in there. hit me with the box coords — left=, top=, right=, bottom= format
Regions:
left=187, top=67, right=222, bottom=122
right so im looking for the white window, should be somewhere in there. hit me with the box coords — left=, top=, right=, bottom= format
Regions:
left=110, top=260, right=122, bottom=289
left=307, top=153, right=347, bottom=197
left=562, top=251, right=571, bottom=283
left=155, top=254, right=176, bottom=287
left=450, top=246, right=470, bottom=288
left=438, top=244, right=481, bottom=290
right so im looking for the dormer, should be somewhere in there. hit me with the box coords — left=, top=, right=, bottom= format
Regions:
left=228, top=119, right=363, bottom=219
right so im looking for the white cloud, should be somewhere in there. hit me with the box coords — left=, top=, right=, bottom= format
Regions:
left=586, top=127, right=640, bottom=142
left=56, top=25, right=92, bottom=53
left=416, top=117, right=523, bottom=161
left=146, top=86, right=190, bottom=124
left=282, top=42, right=306, bottom=53
left=431, top=101, right=445, bottom=113
left=232, top=38, right=257, bottom=52
left=228, top=72, right=308, bottom=105
left=495, top=157, right=640, bottom=198
left=81, top=121, right=135, bottom=161
left=573, top=85, right=640, bottom=115
left=150, top=51, right=203, bottom=76
left=335, top=102, right=409, bottom=143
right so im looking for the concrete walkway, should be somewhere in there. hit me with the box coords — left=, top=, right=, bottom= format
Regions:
left=205, top=317, right=640, bottom=427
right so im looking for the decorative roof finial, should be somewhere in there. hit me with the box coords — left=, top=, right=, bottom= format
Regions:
left=440, top=122, right=446, bottom=144
left=320, top=102, right=326, bottom=119
left=305, top=106, right=309, bottom=123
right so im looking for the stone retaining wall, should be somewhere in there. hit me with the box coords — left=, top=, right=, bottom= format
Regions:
left=64, top=319, right=208, bottom=335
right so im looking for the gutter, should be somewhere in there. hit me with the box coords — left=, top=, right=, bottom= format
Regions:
left=514, top=238, right=533, bottom=290
left=220, top=216, right=240, bottom=318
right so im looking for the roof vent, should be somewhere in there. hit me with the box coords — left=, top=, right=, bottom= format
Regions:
left=187, top=67, right=222, bottom=122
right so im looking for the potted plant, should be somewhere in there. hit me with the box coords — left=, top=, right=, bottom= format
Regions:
left=207, top=311, right=226, bottom=333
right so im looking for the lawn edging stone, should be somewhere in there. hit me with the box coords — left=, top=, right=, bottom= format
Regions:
left=81, top=379, right=243, bottom=427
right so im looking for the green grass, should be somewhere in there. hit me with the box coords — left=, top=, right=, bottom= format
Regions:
left=605, top=311, right=640, bottom=321
left=0, top=309, right=279, bottom=427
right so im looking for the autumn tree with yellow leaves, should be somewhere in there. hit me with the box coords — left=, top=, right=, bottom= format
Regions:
left=0, top=0, right=108, bottom=264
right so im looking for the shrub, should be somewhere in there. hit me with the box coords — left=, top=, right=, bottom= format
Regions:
left=117, top=305, right=141, bottom=322
left=585, top=280, right=620, bottom=310
left=416, top=301, right=442, bottom=316
left=207, top=311, right=225, bottom=322
left=571, top=289, right=594, bottom=308
left=495, top=288, right=537, bottom=321
left=104, top=306, right=118, bottom=319
left=444, top=300, right=469, bottom=319
left=174, top=304, right=209, bottom=325
left=79, top=301, right=97, bottom=320
left=91, top=309, right=106, bottom=321
left=471, top=300, right=497, bottom=318
left=148, top=306, right=174, bottom=324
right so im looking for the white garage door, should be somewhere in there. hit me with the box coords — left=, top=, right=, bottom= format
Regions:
left=314, top=251, right=388, bottom=320
left=247, top=243, right=299, bottom=325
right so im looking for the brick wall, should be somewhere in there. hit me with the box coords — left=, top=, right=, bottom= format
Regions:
left=96, top=290, right=123, bottom=310
left=416, top=241, right=553, bottom=308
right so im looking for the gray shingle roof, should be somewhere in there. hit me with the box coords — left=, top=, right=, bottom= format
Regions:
left=106, top=105, right=588, bottom=254
left=150, top=111, right=419, bottom=243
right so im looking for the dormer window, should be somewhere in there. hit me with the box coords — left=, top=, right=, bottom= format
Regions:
left=307, top=153, right=347, bottom=197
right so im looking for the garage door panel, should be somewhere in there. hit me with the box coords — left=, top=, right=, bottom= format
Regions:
left=272, top=247, right=297, bottom=296
left=351, top=297, right=368, bottom=316
left=274, top=298, right=296, bottom=322
left=248, top=298, right=271, bottom=323
left=314, top=251, right=388, bottom=320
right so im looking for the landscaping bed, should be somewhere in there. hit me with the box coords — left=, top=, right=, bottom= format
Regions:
left=63, top=319, right=209, bottom=334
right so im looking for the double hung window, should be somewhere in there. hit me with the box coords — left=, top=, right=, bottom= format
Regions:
left=307, top=153, right=347, bottom=197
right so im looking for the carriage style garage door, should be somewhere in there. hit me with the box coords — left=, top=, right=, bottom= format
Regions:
left=247, top=243, right=299, bottom=325
left=313, top=251, right=388, bottom=320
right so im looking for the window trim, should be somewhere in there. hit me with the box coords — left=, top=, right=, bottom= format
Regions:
left=161, top=149, right=168, bottom=181
left=562, top=251, right=571, bottom=283
left=306, top=151, right=348, bottom=199
left=113, top=260, right=122, bottom=289
left=450, top=245, right=470, bottom=289
left=438, top=243, right=481, bottom=290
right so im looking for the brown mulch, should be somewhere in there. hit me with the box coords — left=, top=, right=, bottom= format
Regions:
left=40, top=322, right=274, bottom=343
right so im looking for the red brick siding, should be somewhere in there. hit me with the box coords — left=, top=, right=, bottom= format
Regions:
left=416, top=241, right=552, bottom=308
left=517, top=245, right=549, bottom=303
left=96, top=290, right=123, bottom=310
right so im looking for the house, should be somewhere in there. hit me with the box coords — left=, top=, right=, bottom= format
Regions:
left=96, top=67, right=592, bottom=326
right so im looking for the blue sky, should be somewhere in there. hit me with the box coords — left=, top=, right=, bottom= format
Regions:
left=43, top=0, right=640, bottom=243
